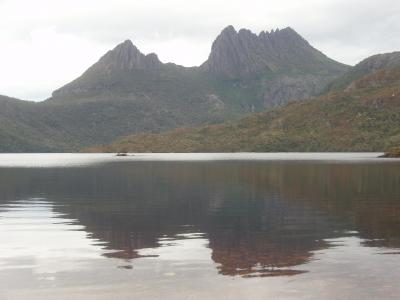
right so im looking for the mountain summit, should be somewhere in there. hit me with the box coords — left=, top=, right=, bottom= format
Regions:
left=201, top=26, right=347, bottom=78
left=52, top=40, right=163, bottom=98
left=89, top=39, right=162, bottom=73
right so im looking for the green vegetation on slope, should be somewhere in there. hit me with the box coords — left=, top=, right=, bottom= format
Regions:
left=89, top=68, right=400, bottom=153
left=382, top=147, right=400, bottom=158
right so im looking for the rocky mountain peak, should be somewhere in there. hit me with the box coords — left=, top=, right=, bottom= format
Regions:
left=89, top=39, right=162, bottom=74
left=201, top=26, right=346, bottom=78
left=220, top=25, right=237, bottom=37
left=118, top=39, right=136, bottom=50
left=52, top=39, right=163, bottom=98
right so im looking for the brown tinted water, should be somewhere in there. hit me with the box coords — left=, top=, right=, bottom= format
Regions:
left=0, top=153, right=400, bottom=299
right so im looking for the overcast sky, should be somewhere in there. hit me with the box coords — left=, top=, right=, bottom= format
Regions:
left=1, top=0, right=400, bottom=101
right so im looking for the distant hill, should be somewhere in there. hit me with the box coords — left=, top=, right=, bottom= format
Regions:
left=91, top=66, right=400, bottom=153
left=324, top=52, right=400, bottom=92
left=0, top=95, right=80, bottom=152
left=0, top=26, right=348, bottom=152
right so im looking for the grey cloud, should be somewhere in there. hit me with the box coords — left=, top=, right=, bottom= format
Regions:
left=50, top=0, right=400, bottom=65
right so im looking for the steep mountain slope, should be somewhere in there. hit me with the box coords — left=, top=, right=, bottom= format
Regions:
left=202, top=26, right=347, bottom=75
left=200, top=26, right=348, bottom=107
left=0, top=26, right=348, bottom=152
left=92, top=67, right=400, bottom=153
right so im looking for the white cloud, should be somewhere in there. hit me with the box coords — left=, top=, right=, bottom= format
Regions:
left=1, top=0, right=400, bottom=100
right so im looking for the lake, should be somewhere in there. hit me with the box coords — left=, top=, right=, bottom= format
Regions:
left=0, top=153, right=400, bottom=299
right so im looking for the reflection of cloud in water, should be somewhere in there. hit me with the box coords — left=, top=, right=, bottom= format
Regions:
left=139, top=233, right=211, bottom=262
left=0, top=199, right=111, bottom=274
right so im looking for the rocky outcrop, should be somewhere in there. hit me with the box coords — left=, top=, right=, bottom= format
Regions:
left=200, top=26, right=349, bottom=106
left=260, top=74, right=323, bottom=107
left=201, top=26, right=348, bottom=78
left=88, top=39, right=162, bottom=74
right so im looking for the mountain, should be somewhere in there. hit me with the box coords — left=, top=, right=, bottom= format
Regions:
left=200, top=26, right=348, bottom=107
left=202, top=26, right=345, bottom=77
left=50, top=26, right=348, bottom=109
left=91, top=66, right=400, bottom=153
left=0, top=26, right=348, bottom=152
left=51, top=39, right=170, bottom=100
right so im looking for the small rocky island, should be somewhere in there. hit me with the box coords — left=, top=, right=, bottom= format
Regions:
left=116, top=152, right=128, bottom=157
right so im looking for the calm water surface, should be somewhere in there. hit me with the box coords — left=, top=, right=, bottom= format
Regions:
left=0, top=153, right=400, bottom=299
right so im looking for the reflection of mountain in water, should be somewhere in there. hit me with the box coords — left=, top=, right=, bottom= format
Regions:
left=0, top=160, right=399, bottom=277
